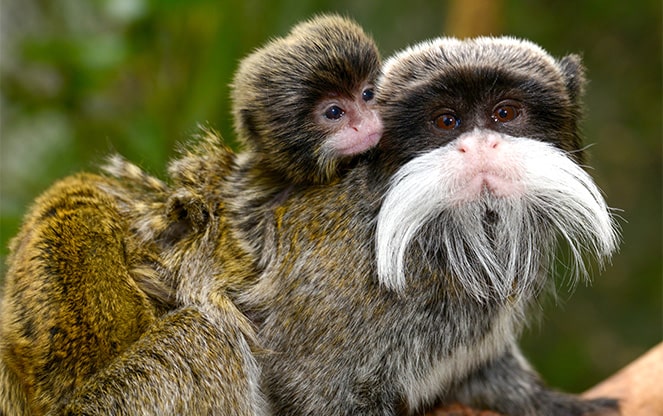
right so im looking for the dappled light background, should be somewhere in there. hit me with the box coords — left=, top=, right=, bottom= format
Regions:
left=1, top=0, right=660, bottom=395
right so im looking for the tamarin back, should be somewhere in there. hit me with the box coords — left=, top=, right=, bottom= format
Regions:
left=1, top=173, right=162, bottom=414
left=0, top=143, right=266, bottom=415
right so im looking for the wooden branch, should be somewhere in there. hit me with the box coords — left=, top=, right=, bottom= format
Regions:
left=425, top=342, right=663, bottom=416
left=583, top=341, right=663, bottom=416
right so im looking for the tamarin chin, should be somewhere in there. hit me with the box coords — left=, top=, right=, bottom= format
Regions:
left=0, top=14, right=382, bottom=415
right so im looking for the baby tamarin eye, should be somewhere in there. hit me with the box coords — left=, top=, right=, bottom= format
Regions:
left=324, top=105, right=345, bottom=120
left=492, top=100, right=522, bottom=123
left=433, top=112, right=461, bottom=130
left=361, top=87, right=375, bottom=102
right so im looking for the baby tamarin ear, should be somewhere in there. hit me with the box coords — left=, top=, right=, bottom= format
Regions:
left=231, top=14, right=383, bottom=184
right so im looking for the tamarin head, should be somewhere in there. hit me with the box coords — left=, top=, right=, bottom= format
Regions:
left=374, top=37, right=619, bottom=302
left=231, top=14, right=382, bottom=184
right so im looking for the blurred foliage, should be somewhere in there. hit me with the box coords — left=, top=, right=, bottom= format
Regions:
left=1, top=0, right=660, bottom=394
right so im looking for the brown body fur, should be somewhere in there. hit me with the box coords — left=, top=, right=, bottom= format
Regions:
left=1, top=174, right=161, bottom=414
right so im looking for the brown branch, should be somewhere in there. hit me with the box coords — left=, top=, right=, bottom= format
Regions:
left=425, top=403, right=502, bottom=416
left=583, top=341, right=663, bottom=416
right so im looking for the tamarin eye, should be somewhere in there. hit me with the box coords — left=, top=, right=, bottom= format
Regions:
left=492, top=102, right=521, bottom=123
left=362, top=88, right=375, bottom=102
left=324, top=105, right=345, bottom=120
left=433, top=113, right=461, bottom=130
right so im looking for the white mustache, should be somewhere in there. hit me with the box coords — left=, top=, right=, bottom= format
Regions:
left=375, top=131, right=620, bottom=302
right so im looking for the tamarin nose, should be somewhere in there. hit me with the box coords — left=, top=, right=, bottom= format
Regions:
left=457, top=131, right=502, bottom=154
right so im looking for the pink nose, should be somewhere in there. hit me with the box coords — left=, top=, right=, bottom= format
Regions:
left=457, top=133, right=501, bottom=154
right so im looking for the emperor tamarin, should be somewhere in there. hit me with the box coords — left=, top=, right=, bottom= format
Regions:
left=237, top=36, right=620, bottom=415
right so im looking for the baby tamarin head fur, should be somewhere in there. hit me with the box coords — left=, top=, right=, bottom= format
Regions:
left=374, top=37, right=619, bottom=302
left=231, top=14, right=382, bottom=184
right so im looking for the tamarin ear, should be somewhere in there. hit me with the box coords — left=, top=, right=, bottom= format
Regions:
left=559, top=54, right=587, bottom=105
left=164, top=192, right=210, bottom=241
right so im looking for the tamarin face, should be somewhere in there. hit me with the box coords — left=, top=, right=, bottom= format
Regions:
left=313, top=80, right=381, bottom=159
left=375, top=37, right=619, bottom=301
left=232, top=14, right=382, bottom=184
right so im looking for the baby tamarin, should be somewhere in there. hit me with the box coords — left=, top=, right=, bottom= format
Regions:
left=237, top=37, right=620, bottom=415
left=225, top=14, right=383, bottom=262
left=0, top=14, right=381, bottom=415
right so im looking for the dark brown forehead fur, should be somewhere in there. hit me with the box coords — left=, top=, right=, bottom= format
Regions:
left=378, top=37, right=581, bottom=103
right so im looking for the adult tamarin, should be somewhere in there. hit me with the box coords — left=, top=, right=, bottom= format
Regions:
left=237, top=37, right=620, bottom=415
left=0, top=14, right=382, bottom=415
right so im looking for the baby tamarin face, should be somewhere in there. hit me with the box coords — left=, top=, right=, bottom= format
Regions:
left=231, top=15, right=382, bottom=184
left=313, top=81, right=381, bottom=159
left=375, top=37, right=619, bottom=301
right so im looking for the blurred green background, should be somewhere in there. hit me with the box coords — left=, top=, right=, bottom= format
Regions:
left=1, top=0, right=660, bottom=394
